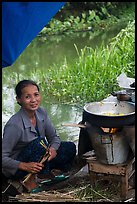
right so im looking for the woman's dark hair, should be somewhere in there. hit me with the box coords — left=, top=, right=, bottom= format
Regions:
left=15, top=79, right=40, bottom=98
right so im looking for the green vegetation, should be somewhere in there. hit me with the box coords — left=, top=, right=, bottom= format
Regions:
left=2, top=3, right=135, bottom=107
left=33, top=2, right=135, bottom=106
left=40, top=2, right=135, bottom=37
left=39, top=20, right=135, bottom=105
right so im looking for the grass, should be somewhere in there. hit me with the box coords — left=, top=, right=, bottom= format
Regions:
left=39, top=20, right=135, bottom=105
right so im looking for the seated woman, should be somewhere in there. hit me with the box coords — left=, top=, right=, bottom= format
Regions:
left=2, top=79, right=76, bottom=184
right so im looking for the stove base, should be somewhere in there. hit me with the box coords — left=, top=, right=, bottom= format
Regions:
left=86, top=155, right=135, bottom=201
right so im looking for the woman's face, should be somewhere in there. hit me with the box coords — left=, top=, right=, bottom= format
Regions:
left=16, top=84, right=41, bottom=112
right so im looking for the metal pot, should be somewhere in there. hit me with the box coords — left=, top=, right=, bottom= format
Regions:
left=111, top=91, right=131, bottom=101
left=83, top=101, right=135, bottom=127
left=87, top=127, right=130, bottom=164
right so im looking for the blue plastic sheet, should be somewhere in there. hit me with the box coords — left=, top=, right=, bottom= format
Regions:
left=2, top=2, right=66, bottom=68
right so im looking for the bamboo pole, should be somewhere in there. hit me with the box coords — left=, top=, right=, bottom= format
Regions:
left=22, top=142, right=50, bottom=184
left=22, top=152, right=50, bottom=184
left=62, top=123, right=86, bottom=128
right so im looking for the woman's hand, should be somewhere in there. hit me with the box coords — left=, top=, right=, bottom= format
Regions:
left=48, top=147, right=57, bottom=161
left=18, top=162, right=44, bottom=173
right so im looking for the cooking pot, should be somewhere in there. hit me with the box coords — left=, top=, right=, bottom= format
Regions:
left=83, top=101, right=135, bottom=127
left=111, top=91, right=131, bottom=101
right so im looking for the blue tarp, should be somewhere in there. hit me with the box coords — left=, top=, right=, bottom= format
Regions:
left=2, top=2, right=66, bottom=68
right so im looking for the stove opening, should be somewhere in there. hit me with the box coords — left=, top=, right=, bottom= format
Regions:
left=101, top=127, right=122, bottom=133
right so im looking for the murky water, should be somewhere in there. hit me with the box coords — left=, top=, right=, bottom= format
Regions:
left=2, top=22, right=127, bottom=141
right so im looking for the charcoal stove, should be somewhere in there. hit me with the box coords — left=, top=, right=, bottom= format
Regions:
left=84, top=123, right=135, bottom=200
left=78, top=119, right=135, bottom=200
left=79, top=79, right=135, bottom=199
left=78, top=99, right=135, bottom=165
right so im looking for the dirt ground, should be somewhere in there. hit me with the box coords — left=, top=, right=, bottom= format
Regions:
left=8, top=165, right=135, bottom=202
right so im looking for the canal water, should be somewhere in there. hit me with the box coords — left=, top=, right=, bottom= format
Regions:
left=2, top=22, right=127, bottom=144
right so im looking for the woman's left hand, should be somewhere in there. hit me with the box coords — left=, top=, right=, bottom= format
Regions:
left=48, top=147, right=57, bottom=161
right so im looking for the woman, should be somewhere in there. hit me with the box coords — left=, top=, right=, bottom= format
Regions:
left=2, top=79, right=76, bottom=181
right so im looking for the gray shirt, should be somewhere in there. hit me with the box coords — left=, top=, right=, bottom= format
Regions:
left=2, top=106, right=61, bottom=177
